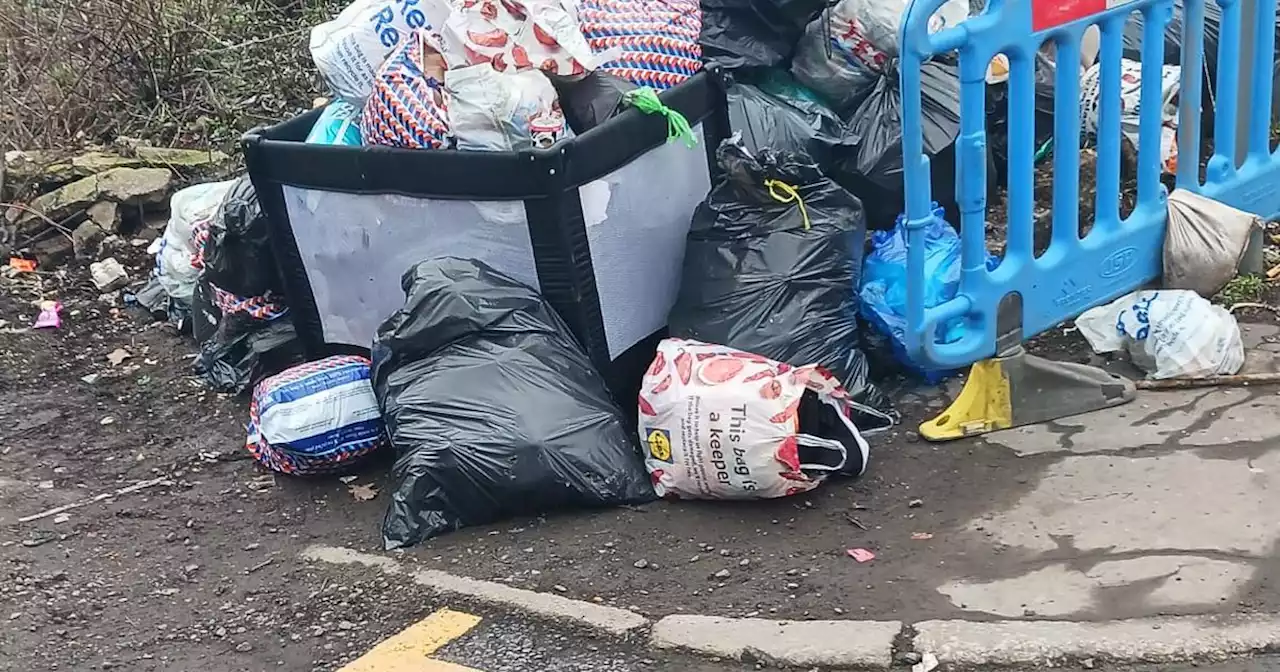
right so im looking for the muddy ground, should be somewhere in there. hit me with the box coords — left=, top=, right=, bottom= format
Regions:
left=2, top=217, right=1278, bottom=671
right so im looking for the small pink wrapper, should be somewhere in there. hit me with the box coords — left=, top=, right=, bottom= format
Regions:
left=846, top=547, right=876, bottom=563
left=33, top=301, right=62, bottom=329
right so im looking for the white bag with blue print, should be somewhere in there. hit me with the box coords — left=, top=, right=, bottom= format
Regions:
left=1075, top=290, right=1244, bottom=380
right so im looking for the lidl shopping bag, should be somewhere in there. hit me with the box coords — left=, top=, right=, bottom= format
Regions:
left=638, top=338, right=871, bottom=500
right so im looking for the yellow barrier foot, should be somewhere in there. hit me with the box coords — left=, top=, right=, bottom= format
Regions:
left=920, top=348, right=1135, bottom=442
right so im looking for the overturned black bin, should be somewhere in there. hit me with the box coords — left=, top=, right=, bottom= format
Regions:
left=243, top=72, right=730, bottom=408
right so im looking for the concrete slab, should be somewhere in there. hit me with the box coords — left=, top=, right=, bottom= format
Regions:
left=938, top=556, right=1256, bottom=618
left=985, top=322, right=1280, bottom=457
left=969, top=450, right=1280, bottom=556
left=1183, top=394, right=1280, bottom=446
left=649, top=615, right=900, bottom=668
left=984, top=388, right=1257, bottom=456
left=1240, top=322, right=1280, bottom=350
left=913, top=615, right=1280, bottom=666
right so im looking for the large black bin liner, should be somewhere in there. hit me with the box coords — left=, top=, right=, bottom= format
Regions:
left=373, top=258, right=655, bottom=548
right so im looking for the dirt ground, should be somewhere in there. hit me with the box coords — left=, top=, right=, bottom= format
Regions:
left=2, top=213, right=1278, bottom=671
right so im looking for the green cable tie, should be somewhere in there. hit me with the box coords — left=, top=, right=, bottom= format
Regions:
left=1033, top=138, right=1054, bottom=163
left=624, top=87, right=697, bottom=149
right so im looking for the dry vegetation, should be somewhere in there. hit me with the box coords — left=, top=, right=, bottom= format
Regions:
left=0, top=0, right=346, bottom=152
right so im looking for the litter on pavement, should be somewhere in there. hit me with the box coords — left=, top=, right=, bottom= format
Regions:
left=1076, top=290, right=1245, bottom=380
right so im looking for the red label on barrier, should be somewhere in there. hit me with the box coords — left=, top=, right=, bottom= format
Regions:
left=1033, top=0, right=1127, bottom=30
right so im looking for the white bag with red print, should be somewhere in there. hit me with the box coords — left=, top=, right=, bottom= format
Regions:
left=638, top=339, right=870, bottom=500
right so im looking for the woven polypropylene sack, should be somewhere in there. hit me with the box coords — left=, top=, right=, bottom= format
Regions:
left=246, top=355, right=386, bottom=475
left=578, top=0, right=703, bottom=90
left=362, top=31, right=452, bottom=149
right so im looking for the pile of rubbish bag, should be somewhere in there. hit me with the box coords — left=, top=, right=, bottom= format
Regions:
left=1075, top=189, right=1262, bottom=381
left=135, top=174, right=304, bottom=396
left=307, top=0, right=702, bottom=151
left=120, top=0, right=1279, bottom=557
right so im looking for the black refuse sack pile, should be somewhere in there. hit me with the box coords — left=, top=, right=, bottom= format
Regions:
left=373, top=259, right=655, bottom=548
left=710, top=0, right=973, bottom=229
left=192, top=176, right=304, bottom=393
left=136, top=174, right=303, bottom=394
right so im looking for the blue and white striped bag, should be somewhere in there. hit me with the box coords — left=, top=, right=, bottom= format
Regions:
left=246, top=355, right=386, bottom=475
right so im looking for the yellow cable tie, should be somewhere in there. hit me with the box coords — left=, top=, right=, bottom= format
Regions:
left=765, top=179, right=810, bottom=230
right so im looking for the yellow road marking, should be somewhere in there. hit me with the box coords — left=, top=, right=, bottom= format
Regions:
left=338, top=608, right=483, bottom=672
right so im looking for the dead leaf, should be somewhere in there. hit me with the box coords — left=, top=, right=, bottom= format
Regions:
left=106, top=348, right=132, bottom=366
left=911, top=532, right=934, bottom=541
left=348, top=483, right=378, bottom=501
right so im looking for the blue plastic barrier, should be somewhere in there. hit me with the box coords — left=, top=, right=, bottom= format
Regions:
left=897, top=0, right=1280, bottom=370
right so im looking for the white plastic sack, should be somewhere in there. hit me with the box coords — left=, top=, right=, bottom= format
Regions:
left=310, top=0, right=452, bottom=104
left=638, top=339, right=870, bottom=500
left=1081, top=58, right=1181, bottom=173
left=437, top=0, right=600, bottom=75
left=1076, top=290, right=1244, bottom=379
left=153, top=180, right=236, bottom=303
left=446, top=64, right=568, bottom=151
left=828, top=0, right=966, bottom=72
left=447, top=64, right=570, bottom=224
left=1164, top=189, right=1260, bottom=298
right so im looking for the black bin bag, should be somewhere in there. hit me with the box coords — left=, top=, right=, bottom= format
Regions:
left=985, top=51, right=1056, bottom=187
left=190, top=280, right=303, bottom=394
left=548, top=70, right=636, bottom=134
left=726, top=76, right=857, bottom=168
left=373, top=258, right=656, bottom=549
left=700, top=0, right=828, bottom=69
left=668, top=138, right=896, bottom=434
left=831, top=61, right=976, bottom=230
left=202, top=176, right=280, bottom=299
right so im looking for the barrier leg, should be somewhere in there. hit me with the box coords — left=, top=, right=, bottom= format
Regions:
left=919, top=344, right=1135, bottom=441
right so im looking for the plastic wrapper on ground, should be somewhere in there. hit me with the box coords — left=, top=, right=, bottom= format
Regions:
left=668, top=138, right=895, bottom=436
left=372, top=258, right=655, bottom=549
